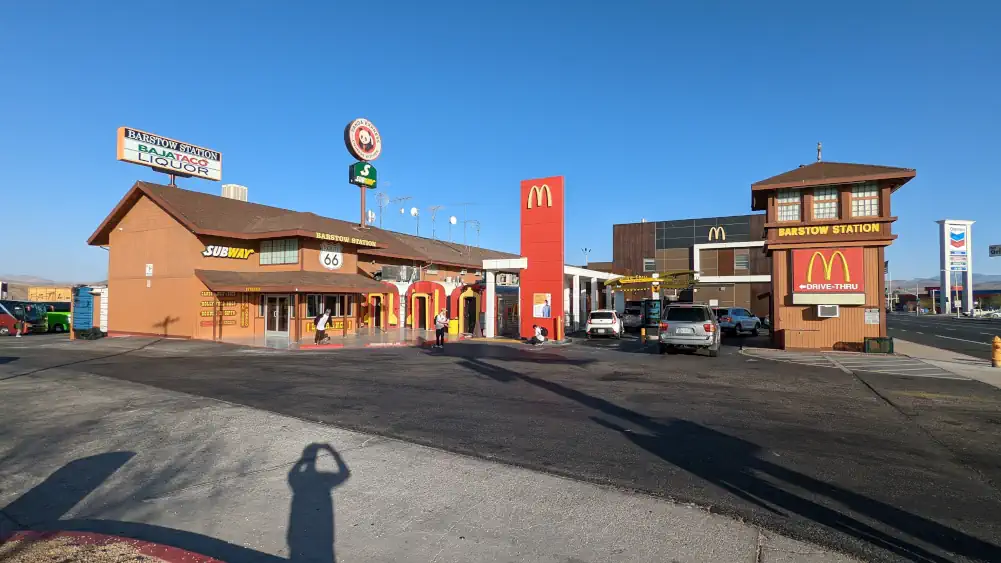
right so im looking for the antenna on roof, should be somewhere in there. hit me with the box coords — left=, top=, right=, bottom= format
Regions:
left=463, top=219, right=480, bottom=249
left=429, top=205, right=443, bottom=240
left=448, top=215, right=457, bottom=242
left=817, top=141, right=823, bottom=162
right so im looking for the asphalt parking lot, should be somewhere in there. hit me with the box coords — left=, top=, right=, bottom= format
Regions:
left=3, top=334, right=1001, bottom=562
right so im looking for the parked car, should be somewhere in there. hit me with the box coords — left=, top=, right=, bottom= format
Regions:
left=712, top=307, right=761, bottom=336
left=658, top=304, right=720, bottom=357
left=621, top=307, right=643, bottom=330
left=585, top=310, right=622, bottom=339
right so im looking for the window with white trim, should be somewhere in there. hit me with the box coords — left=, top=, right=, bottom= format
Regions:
left=851, top=182, right=880, bottom=217
left=643, top=258, right=656, bottom=272
left=812, top=186, right=839, bottom=220
left=259, top=238, right=299, bottom=265
left=776, top=189, right=801, bottom=222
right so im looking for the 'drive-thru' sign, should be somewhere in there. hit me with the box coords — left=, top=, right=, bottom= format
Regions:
left=791, top=248, right=865, bottom=294
left=117, top=127, right=222, bottom=181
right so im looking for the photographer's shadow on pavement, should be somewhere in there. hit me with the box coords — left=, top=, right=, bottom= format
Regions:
left=287, top=443, right=351, bottom=563
left=1, top=444, right=352, bottom=563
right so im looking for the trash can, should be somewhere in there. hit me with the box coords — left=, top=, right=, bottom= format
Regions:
left=448, top=318, right=459, bottom=335
left=864, top=337, right=894, bottom=354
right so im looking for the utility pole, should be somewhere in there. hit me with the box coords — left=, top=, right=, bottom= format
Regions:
left=581, top=247, right=592, bottom=267
left=429, top=205, right=443, bottom=240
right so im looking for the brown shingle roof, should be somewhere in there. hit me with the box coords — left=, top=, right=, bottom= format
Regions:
left=89, top=182, right=519, bottom=268
left=362, top=231, right=518, bottom=268
left=195, top=269, right=388, bottom=293
left=751, top=161, right=916, bottom=191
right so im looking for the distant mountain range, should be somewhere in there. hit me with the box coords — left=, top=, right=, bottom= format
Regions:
left=890, top=274, right=1001, bottom=291
left=0, top=274, right=105, bottom=285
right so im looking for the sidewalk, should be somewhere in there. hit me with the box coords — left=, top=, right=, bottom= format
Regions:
left=0, top=364, right=858, bottom=562
left=219, top=327, right=523, bottom=350
left=894, top=338, right=1001, bottom=390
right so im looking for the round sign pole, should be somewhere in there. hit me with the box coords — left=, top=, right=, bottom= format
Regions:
left=360, top=185, right=367, bottom=229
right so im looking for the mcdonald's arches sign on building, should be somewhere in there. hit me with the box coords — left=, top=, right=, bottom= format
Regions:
left=791, top=248, right=865, bottom=303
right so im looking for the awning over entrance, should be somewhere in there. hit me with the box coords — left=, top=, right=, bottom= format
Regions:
left=194, top=270, right=388, bottom=293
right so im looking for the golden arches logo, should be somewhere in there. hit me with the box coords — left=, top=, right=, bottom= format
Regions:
left=527, top=184, right=552, bottom=209
left=708, top=226, right=726, bottom=241
left=806, top=251, right=851, bottom=283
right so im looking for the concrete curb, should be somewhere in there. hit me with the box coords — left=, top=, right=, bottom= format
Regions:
left=0, top=530, right=224, bottom=563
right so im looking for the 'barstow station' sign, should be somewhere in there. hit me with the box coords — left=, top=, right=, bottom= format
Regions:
left=117, top=127, right=222, bottom=181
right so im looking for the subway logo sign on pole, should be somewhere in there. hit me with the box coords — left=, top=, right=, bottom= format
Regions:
left=117, top=127, right=222, bottom=181
left=348, top=162, right=377, bottom=188
left=791, top=248, right=865, bottom=293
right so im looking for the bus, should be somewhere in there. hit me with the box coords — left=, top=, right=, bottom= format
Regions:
left=39, top=301, right=72, bottom=333
left=0, top=300, right=49, bottom=335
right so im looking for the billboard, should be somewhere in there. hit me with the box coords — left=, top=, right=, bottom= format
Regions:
left=117, top=127, right=222, bottom=181
left=792, top=248, right=865, bottom=294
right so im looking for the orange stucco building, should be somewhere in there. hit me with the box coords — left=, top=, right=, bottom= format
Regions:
left=751, top=161, right=916, bottom=350
left=88, top=182, right=517, bottom=346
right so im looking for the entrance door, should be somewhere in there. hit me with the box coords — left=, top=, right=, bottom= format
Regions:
left=415, top=296, right=427, bottom=329
left=265, top=294, right=291, bottom=342
left=371, top=296, right=382, bottom=328
left=463, top=296, right=476, bottom=333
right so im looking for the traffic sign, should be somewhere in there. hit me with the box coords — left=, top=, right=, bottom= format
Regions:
left=991, top=245, right=1001, bottom=258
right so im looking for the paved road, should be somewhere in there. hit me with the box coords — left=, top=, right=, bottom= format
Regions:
left=887, top=313, right=999, bottom=357
left=3, top=336, right=1001, bottom=562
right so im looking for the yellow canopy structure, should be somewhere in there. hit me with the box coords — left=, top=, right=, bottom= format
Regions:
left=603, top=271, right=696, bottom=291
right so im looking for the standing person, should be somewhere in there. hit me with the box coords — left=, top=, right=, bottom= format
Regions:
left=434, top=308, right=448, bottom=349
left=313, top=308, right=331, bottom=344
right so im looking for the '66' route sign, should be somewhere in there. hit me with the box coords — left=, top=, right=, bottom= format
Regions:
left=344, top=118, right=382, bottom=162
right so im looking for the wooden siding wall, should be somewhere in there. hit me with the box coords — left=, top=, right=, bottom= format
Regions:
left=613, top=222, right=655, bottom=275
left=772, top=247, right=884, bottom=350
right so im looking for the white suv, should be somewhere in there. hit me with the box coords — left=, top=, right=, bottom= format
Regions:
left=585, top=310, right=622, bottom=339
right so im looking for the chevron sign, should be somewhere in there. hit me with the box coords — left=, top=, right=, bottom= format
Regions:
left=949, top=226, right=967, bottom=250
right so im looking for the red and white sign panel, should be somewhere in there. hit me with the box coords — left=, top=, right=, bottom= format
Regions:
left=792, top=248, right=865, bottom=294
left=344, top=118, right=382, bottom=162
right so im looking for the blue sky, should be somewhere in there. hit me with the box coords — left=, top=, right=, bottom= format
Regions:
left=1, top=1, right=998, bottom=282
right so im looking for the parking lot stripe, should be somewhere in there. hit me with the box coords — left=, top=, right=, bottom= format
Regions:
left=936, top=335, right=990, bottom=346
left=862, top=366, right=947, bottom=372
left=864, top=371, right=968, bottom=380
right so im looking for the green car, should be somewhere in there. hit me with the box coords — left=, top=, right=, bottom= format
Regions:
left=46, top=311, right=71, bottom=333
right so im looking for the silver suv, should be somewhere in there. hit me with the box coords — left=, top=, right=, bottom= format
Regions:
left=658, top=304, right=721, bottom=357
left=712, top=307, right=761, bottom=336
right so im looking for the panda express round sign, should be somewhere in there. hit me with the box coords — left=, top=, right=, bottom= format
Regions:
left=344, top=118, right=382, bottom=162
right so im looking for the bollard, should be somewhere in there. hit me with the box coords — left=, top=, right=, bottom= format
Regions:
left=640, top=327, right=646, bottom=344
left=993, top=336, right=1001, bottom=368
